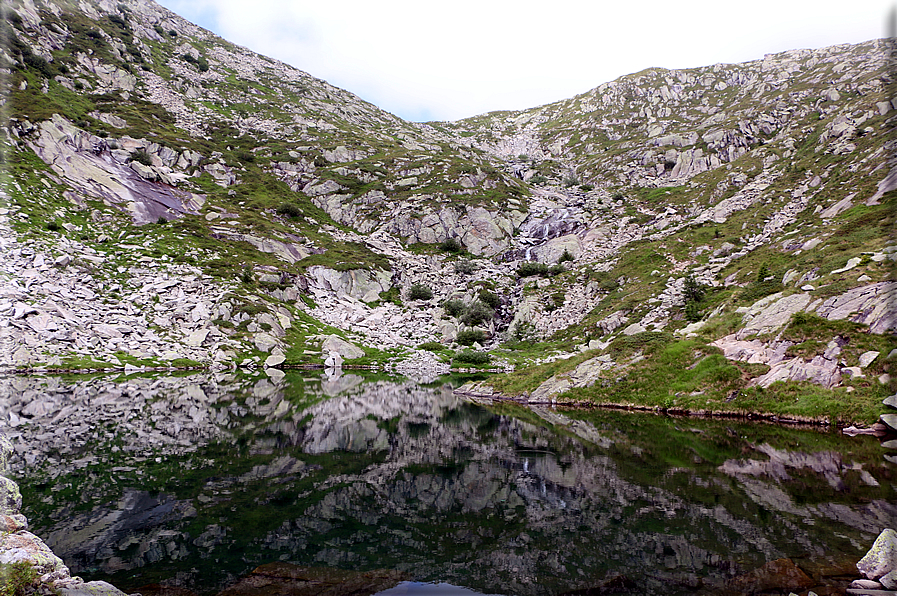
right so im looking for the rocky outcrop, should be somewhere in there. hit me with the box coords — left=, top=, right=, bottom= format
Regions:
left=19, top=116, right=205, bottom=224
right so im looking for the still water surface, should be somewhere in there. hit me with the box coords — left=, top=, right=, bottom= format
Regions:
left=3, top=371, right=894, bottom=595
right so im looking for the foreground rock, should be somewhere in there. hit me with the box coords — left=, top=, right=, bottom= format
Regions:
left=851, top=528, right=897, bottom=593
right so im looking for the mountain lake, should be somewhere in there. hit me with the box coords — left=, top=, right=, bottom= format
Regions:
left=3, top=370, right=894, bottom=595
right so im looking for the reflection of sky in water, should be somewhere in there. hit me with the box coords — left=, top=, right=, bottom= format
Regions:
left=3, top=371, right=894, bottom=596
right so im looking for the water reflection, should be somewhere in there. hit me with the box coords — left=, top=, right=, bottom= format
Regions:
left=1, top=371, right=894, bottom=596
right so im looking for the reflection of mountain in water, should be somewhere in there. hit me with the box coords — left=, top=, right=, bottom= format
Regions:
left=3, top=373, right=895, bottom=596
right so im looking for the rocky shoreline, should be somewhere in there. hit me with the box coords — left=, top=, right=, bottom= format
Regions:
left=455, top=383, right=897, bottom=434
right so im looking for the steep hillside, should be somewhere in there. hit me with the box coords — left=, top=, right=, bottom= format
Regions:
left=1, top=0, right=895, bottom=421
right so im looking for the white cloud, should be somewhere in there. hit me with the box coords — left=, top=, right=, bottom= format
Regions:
left=157, top=0, right=894, bottom=121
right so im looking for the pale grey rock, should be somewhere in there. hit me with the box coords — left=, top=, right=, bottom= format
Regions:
left=264, top=353, right=285, bottom=367
left=304, top=179, right=346, bottom=197
left=185, top=328, right=209, bottom=347
left=0, top=437, right=12, bottom=475
left=881, top=569, right=897, bottom=590
left=832, top=257, right=862, bottom=274
left=882, top=414, right=897, bottom=432
left=884, top=394, right=897, bottom=409
left=857, top=529, right=897, bottom=581
left=801, top=238, right=822, bottom=250
left=858, top=351, right=880, bottom=368
left=782, top=269, right=800, bottom=285
left=737, top=293, right=811, bottom=339
left=530, top=355, right=615, bottom=402
left=621, top=323, right=646, bottom=336
left=94, top=324, right=123, bottom=339
left=253, top=333, right=279, bottom=353
left=533, top=234, right=582, bottom=264
left=596, top=310, right=629, bottom=335
left=321, top=335, right=365, bottom=359
left=324, top=351, right=344, bottom=368
left=814, top=282, right=897, bottom=333
left=240, top=235, right=309, bottom=264
left=0, top=476, right=22, bottom=516
left=306, top=266, right=391, bottom=302
left=26, top=116, right=205, bottom=224
left=842, top=366, right=865, bottom=378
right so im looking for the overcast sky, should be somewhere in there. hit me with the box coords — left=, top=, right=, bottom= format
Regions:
left=155, top=0, right=894, bottom=122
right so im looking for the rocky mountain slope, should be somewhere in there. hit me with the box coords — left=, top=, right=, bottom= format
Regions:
left=1, top=0, right=895, bottom=420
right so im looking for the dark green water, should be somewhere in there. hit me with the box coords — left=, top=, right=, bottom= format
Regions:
left=4, top=371, right=894, bottom=595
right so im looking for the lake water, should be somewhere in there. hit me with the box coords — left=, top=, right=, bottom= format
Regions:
left=2, top=371, right=894, bottom=595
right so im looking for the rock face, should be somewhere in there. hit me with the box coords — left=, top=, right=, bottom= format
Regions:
left=23, top=116, right=205, bottom=224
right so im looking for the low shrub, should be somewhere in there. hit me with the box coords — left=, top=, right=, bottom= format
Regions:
left=379, top=286, right=402, bottom=306
left=558, top=249, right=574, bottom=263
left=739, top=280, right=783, bottom=304
left=0, top=561, right=39, bottom=595
left=46, top=221, right=61, bottom=232
left=477, top=289, right=500, bottom=309
left=439, top=238, right=463, bottom=253
left=277, top=202, right=302, bottom=218
left=454, top=259, right=476, bottom=275
left=408, top=283, right=433, bottom=301
left=456, top=329, right=487, bottom=346
left=509, top=320, right=536, bottom=343
left=517, top=262, right=549, bottom=277
left=417, top=341, right=446, bottom=352
left=460, top=301, right=494, bottom=326
left=453, top=350, right=491, bottom=365
left=443, top=299, right=465, bottom=317
left=682, top=275, right=705, bottom=303
left=130, top=149, right=153, bottom=166
left=684, top=301, right=701, bottom=322
left=548, top=264, right=566, bottom=276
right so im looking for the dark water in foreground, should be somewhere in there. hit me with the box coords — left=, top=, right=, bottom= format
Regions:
left=3, top=371, right=895, bottom=595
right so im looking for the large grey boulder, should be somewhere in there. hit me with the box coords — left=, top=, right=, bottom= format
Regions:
left=306, top=266, right=391, bottom=302
left=857, top=528, right=897, bottom=581
left=322, top=335, right=365, bottom=360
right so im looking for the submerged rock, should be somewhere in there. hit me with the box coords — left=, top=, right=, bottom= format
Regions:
left=217, top=562, right=406, bottom=596
left=727, top=558, right=814, bottom=594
